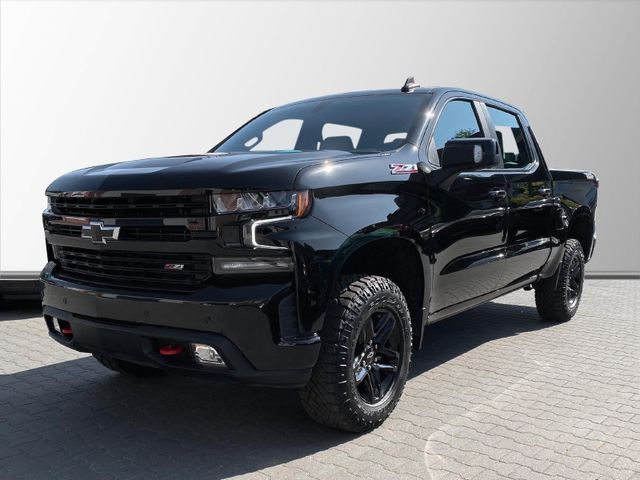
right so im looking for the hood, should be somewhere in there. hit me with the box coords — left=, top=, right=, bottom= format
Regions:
left=46, top=151, right=358, bottom=193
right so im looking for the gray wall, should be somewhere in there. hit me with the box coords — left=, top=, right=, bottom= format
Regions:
left=1, top=0, right=639, bottom=275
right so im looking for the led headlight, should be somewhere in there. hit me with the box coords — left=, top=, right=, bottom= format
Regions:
left=212, top=190, right=310, bottom=216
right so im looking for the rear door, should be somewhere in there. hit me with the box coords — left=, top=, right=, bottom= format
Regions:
left=482, top=104, right=553, bottom=286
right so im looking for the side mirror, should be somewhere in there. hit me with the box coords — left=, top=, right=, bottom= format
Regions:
left=441, top=138, right=500, bottom=170
left=417, top=161, right=430, bottom=175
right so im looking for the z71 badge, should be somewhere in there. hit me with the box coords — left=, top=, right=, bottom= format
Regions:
left=389, top=163, right=418, bottom=175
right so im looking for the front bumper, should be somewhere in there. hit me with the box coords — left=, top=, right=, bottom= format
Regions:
left=41, top=267, right=320, bottom=387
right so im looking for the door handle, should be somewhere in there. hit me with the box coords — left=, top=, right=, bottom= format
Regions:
left=488, top=189, right=507, bottom=200
left=538, top=187, right=552, bottom=197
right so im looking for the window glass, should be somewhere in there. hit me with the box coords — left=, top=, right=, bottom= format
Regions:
left=429, top=100, right=483, bottom=165
left=214, top=94, right=431, bottom=154
left=486, top=106, right=531, bottom=169
left=321, top=123, right=362, bottom=150
left=247, top=119, right=303, bottom=151
left=384, top=132, right=407, bottom=144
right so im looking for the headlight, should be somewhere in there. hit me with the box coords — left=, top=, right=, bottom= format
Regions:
left=212, top=190, right=310, bottom=217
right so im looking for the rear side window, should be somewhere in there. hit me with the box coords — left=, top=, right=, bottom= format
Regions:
left=486, top=106, right=531, bottom=169
left=429, top=100, right=483, bottom=165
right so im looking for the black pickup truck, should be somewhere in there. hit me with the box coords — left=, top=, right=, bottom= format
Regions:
left=41, top=79, right=597, bottom=432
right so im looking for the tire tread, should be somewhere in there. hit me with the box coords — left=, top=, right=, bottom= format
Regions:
left=535, top=238, right=585, bottom=322
left=299, top=275, right=411, bottom=432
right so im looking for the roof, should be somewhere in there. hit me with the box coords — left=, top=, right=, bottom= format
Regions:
left=280, top=86, right=524, bottom=115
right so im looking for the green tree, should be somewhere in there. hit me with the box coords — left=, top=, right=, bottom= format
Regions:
left=454, top=128, right=477, bottom=139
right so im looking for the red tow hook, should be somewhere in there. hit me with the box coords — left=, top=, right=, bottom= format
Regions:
left=57, top=319, right=73, bottom=337
left=159, top=345, right=183, bottom=356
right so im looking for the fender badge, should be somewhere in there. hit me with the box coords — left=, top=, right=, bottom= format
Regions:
left=389, top=163, right=418, bottom=175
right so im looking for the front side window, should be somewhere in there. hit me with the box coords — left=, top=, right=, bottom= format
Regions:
left=428, top=100, right=483, bottom=165
left=486, top=106, right=531, bottom=169
left=214, top=94, right=431, bottom=154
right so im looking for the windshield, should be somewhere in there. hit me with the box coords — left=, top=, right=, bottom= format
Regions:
left=213, top=94, right=431, bottom=154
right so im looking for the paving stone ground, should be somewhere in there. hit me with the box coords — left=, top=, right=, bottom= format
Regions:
left=0, top=280, right=638, bottom=479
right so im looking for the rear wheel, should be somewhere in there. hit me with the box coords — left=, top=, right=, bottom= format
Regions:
left=535, top=238, right=585, bottom=322
left=299, top=275, right=412, bottom=432
left=93, top=353, right=164, bottom=377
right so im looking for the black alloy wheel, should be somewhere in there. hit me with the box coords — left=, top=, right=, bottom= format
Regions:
left=566, top=253, right=584, bottom=309
left=535, top=238, right=585, bottom=322
left=300, top=275, right=412, bottom=432
left=352, top=308, right=403, bottom=406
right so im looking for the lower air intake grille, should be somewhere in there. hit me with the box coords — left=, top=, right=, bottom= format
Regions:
left=53, top=246, right=212, bottom=291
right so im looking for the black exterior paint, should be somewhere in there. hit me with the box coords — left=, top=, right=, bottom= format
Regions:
left=41, top=87, right=598, bottom=386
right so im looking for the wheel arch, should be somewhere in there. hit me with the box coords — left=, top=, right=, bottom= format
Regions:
left=333, top=235, right=429, bottom=350
left=567, top=207, right=595, bottom=261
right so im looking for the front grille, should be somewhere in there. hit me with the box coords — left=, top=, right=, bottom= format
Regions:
left=50, top=194, right=210, bottom=218
left=47, top=224, right=82, bottom=237
left=53, top=246, right=212, bottom=291
left=47, top=224, right=193, bottom=242
left=120, top=226, right=192, bottom=241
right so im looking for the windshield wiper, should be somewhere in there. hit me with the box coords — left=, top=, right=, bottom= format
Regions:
left=349, top=149, right=382, bottom=155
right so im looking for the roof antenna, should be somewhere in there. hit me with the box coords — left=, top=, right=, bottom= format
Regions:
left=401, top=77, right=420, bottom=93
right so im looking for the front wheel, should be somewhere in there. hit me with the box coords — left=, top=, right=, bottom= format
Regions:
left=299, top=275, right=412, bottom=432
left=535, top=238, right=585, bottom=322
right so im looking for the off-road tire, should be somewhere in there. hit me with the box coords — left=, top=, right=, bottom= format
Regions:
left=93, top=353, right=164, bottom=377
left=299, top=275, right=412, bottom=432
left=535, top=238, right=585, bottom=322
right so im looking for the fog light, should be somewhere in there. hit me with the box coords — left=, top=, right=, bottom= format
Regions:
left=192, top=343, right=226, bottom=366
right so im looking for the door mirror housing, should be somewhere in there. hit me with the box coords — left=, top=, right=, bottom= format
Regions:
left=417, top=161, right=430, bottom=175
left=441, top=138, right=500, bottom=169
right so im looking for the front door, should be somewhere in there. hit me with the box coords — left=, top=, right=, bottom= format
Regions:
left=425, top=99, right=508, bottom=313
